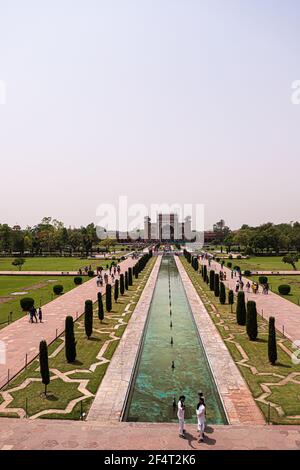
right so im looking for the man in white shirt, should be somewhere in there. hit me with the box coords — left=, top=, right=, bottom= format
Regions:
left=177, top=395, right=186, bottom=438
left=196, top=398, right=206, bottom=443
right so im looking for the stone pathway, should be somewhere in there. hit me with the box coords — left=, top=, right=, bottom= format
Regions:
left=88, top=256, right=162, bottom=422
left=0, top=417, right=299, bottom=449
left=206, top=260, right=300, bottom=345
left=175, top=257, right=264, bottom=425
left=0, top=258, right=137, bottom=389
left=0, top=271, right=82, bottom=276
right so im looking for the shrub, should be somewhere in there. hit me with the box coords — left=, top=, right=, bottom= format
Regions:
left=114, top=279, right=119, bottom=302
left=128, top=267, right=133, bottom=286
left=88, top=270, right=94, bottom=277
left=228, top=289, right=234, bottom=310
left=65, top=316, right=76, bottom=363
left=246, top=300, right=258, bottom=340
left=106, top=284, right=112, bottom=312
left=278, top=284, right=291, bottom=295
left=214, top=273, right=220, bottom=297
left=216, top=257, right=220, bottom=262
left=244, top=270, right=252, bottom=277
left=259, top=276, right=268, bottom=285
left=74, top=276, right=83, bottom=285
left=219, top=282, right=226, bottom=305
left=268, top=316, right=277, bottom=365
left=227, top=262, right=232, bottom=269
left=233, top=265, right=240, bottom=272
left=20, top=297, right=34, bottom=311
left=209, top=270, right=215, bottom=291
left=236, top=255, right=242, bottom=259
left=236, top=291, right=246, bottom=326
left=228, top=254, right=233, bottom=259
left=97, top=292, right=104, bottom=322
left=53, top=284, right=64, bottom=295
left=39, top=340, right=50, bottom=395
left=84, top=300, right=93, bottom=339
left=120, top=273, right=125, bottom=295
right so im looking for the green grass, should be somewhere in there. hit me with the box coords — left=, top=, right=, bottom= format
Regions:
left=224, top=256, right=298, bottom=272
left=181, top=257, right=300, bottom=425
left=0, top=257, right=118, bottom=272
left=0, top=257, right=156, bottom=420
left=251, top=275, right=300, bottom=306
left=0, top=275, right=89, bottom=328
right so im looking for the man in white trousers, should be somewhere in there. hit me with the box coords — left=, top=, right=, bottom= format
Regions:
left=177, top=395, right=186, bottom=438
left=196, top=397, right=206, bottom=443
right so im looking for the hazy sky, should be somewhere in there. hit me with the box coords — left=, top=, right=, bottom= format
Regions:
left=1, top=0, right=300, bottom=230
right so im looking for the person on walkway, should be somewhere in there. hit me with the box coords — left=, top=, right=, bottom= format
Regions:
left=177, top=395, right=186, bottom=438
left=231, top=270, right=234, bottom=279
left=30, top=306, right=38, bottom=323
left=223, top=272, right=227, bottom=281
left=265, top=282, right=269, bottom=294
left=239, top=280, right=244, bottom=291
left=235, top=280, right=240, bottom=293
left=196, top=398, right=206, bottom=443
left=38, top=307, right=43, bottom=323
left=96, top=275, right=101, bottom=287
left=246, top=281, right=251, bottom=293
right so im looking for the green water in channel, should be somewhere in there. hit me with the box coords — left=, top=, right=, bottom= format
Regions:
left=124, top=256, right=227, bottom=424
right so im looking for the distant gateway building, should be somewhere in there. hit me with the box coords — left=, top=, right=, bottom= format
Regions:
left=144, top=213, right=192, bottom=242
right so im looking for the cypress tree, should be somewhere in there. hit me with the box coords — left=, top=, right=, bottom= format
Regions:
left=246, top=300, right=258, bottom=341
left=236, top=291, right=246, bottom=326
left=214, top=273, right=220, bottom=297
left=209, top=270, right=215, bottom=291
left=228, top=289, right=234, bottom=312
left=114, top=278, right=119, bottom=302
left=128, top=267, right=133, bottom=286
left=84, top=299, right=93, bottom=339
left=97, top=292, right=104, bottom=323
left=268, top=316, right=277, bottom=365
left=201, top=265, right=204, bottom=277
left=39, top=340, right=50, bottom=396
left=120, top=273, right=125, bottom=295
left=125, top=271, right=129, bottom=290
left=135, top=265, right=138, bottom=279
left=219, top=282, right=226, bottom=305
left=65, top=316, right=76, bottom=363
left=106, top=284, right=112, bottom=312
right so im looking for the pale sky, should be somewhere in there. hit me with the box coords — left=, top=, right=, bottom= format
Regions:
left=0, top=0, right=299, bottom=230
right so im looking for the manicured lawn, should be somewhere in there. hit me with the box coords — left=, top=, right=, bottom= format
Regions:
left=0, top=257, right=121, bottom=272
left=0, top=257, right=156, bottom=420
left=224, top=256, right=298, bottom=272
left=0, top=275, right=89, bottom=327
left=181, top=257, right=300, bottom=425
left=252, top=275, right=300, bottom=306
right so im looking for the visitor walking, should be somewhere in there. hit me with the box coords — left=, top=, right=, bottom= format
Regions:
left=196, top=398, right=206, bottom=443
left=177, top=396, right=186, bottom=438
left=38, top=307, right=43, bottom=323
left=235, top=280, right=240, bottom=293
left=246, top=281, right=251, bottom=293
left=96, top=275, right=101, bottom=287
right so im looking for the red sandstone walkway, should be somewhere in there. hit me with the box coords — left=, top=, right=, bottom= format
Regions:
left=0, top=257, right=137, bottom=389
left=0, top=418, right=299, bottom=450
left=204, top=259, right=300, bottom=344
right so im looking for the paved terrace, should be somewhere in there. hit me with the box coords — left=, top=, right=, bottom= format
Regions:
left=175, top=257, right=264, bottom=425
left=206, top=259, right=300, bottom=345
left=0, top=257, right=137, bottom=389
left=0, top=418, right=299, bottom=450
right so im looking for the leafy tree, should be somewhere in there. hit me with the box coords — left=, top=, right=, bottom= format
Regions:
left=236, top=291, right=246, bottom=325
left=97, top=292, right=104, bottom=322
left=246, top=300, right=258, bottom=340
left=65, top=316, right=76, bottom=363
left=12, top=258, right=25, bottom=270
left=39, top=340, right=50, bottom=396
left=84, top=300, right=93, bottom=339
left=282, top=254, right=298, bottom=270
left=268, top=316, right=277, bottom=365
left=106, top=284, right=112, bottom=312
left=219, top=282, right=226, bottom=304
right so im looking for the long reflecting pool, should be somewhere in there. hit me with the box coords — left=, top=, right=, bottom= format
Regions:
left=124, top=256, right=227, bottom=423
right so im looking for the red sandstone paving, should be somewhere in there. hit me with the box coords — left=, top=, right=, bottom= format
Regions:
left=0, top=258, right=136, bottom=389
left=0, top=419, right=299, bottom=450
